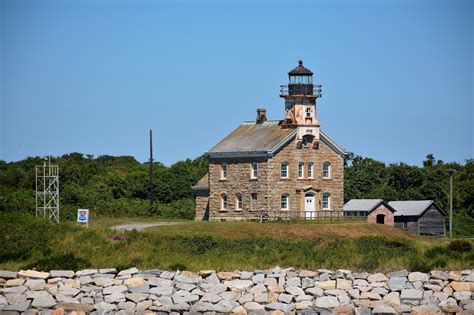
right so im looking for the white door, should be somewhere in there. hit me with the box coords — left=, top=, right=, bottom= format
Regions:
left=305, top=195, right=315, bottom=219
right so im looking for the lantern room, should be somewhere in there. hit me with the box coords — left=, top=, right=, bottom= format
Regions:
left=288, top=60, right=313, bottom=95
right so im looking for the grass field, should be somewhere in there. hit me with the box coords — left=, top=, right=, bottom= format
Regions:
left=1, top=213, right=472, bottom=273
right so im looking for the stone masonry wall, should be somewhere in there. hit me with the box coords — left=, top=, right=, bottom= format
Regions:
left=367, top=205, right=395, bottom=227
left=268, top=137, right=344, bottom=213
left=0, top=267, right=473, bottom=314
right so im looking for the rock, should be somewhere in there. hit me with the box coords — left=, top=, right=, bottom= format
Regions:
left=117, top=267, right=139, bottom=277
left=360, top=292, right=382, bottom=300
left=27, top=290, right=51, bottom=299
left=333, top=306, right=355, bottom=315
left=411, top=304, right=443, bottom=314
left=214, top=300, right=240, bottom=313
left=383, top=292, right=400, bottom=305
left=387, top=270, right=408, bottom=278
left=190, top=301, right=215, bottom=312
left=286, top=277, right=301, bottom=287
left=128, top=284, right=150, bottom=293
left=50, top=270, right=75, bottom=278
left=3, top=300, right=31, bottom=312
left=135, top=300, right=153, bottom=310
left=5, top=293, right=27, bottom=304
left=338, top=294, right=351, bottom=306
left=400, top=289, right=423, bottom=300
left=104, top=292, right=125, bottom=303
left=172, top=294, right=199, bottom=304
left=149, top=285, right=173, bottom=296
left=175, top=282, right=195, bottom=291
left=24, top=279, right=45, bottom=291
left=243, top=301, right=265, bottom=311
left=316, top=280, right=336, bottom=290
left=306, top=287, right=324, bottom=297
left=285, top=286, right=305, bottom=296
left=224, top=279, right=253, bottom=291
left=57, top=302, right=94, bottom=312
left=354, top=272, right=369, bottom=279
left=240, top=271, right=253, bottom=279
left=371, top=287, right=388, bottom=296
left=18, top=270, right=50, bottom=279
left=265, top=301, right=294, bottom=313
left=174, top=271, right=200, bottom=284
left=295, top=300, right=313, bottom=310
left=98, top=268, right=117, bottom=274
left=123, top=277, right=145, bottom=286
left=299, top=270, right=317, bottom=277
left=94, top=301, right=117, bottom=310
left=387, top=277, right=406, bottom=291
left=264, top=277, right=278, bottom=286
left=31, top=295, right=57, bottom=308
left=353, top=279, right=369, bottom=288
left=252, top=273, right=265, bottom=284
left=453, top=291, right=471, bottom=301
left=367, top=273, right=388, bottom=283
left=75, top=269, right=98, bottom=277
left=464, top=301, right=474, bottom=311
left=337, top=279, right=353, bottom=290
left=278, top=293, right=293, bottom=304
left=198, top=269, right=215, bottom=277
left=254, top=292, right=269, bottom=303
left=372, top=304, right=396, bottom=314
left=204, top=272, right=221, bottom=285
left=5, top=278, right=25, bottom=286
left=348, top=288, right=360, bottom=299
left=218, top=271, right=240, bottom=280
left=103, top=285, right=127, bottom=295
left=239, top=293, right=253, bottom=304
left=326, top=289, right=346, bottom=296
left=430, top=270, right=448, bottom=280
left=448, top=270, right=461, bottom=281
left=207, top=283, right=227, bottom=294
left=0, top=270, right=18, bottom=279
left=315, top=296, right=340, bottom=308
left=200, top=292, right=221, bottom=303
left=302, top=277, right=315, bottom=288
left=232, top=305, right=248, bottom=314
left=220, top=290, right=239, bottom=301
left=439, top=297, right=463, bottom=313
left=408, top=272, right=429, bottom=283
left=58, top=287, right=80, bottom=296
left=451, top=281, right=473, bottom=291
left=159, top=271, right=175, bottom=279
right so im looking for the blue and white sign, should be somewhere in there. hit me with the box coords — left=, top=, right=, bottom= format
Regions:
left=77, top=209, right=89, bottom=223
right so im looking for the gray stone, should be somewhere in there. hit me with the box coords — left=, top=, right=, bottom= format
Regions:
left=128, top=284, right=150, bottom=293
left=372, top=304, right=396, bottom=314
left=239, top=293, right=253, bottom=304
left=348, top=288, right=360, bottom=299
left=278, top=293, right=293, bottom=304
left=0, top=270, right=18, bottom=279
left=50, top=270, right=75, bottom=278
left=296, top=294, right=313, bottom=302
left=337, top=278, right=352, bottom=290
left=3, top=301, right=31, bottom=312
left=220, top=290, right=239, bottom=301
left=353, top=279, right=369, bottom=288
left=383, top=292, right=400, bottom=305
left=205, top=273, right=221, bottom=285
left=76, top=269, right=98, bottom=277
left=400, top=289, right=423, bottom=300
left=135, top=300, right=152, bottom=310
left=408, top=272, right=429, bottom=283
left=302, top=277, right=315, bottom=288
left=149, top=285, right=173, bottom=296
left=306, top=287, right=324, bottom=297
left=315, top=296, right=340, bottom=308
left=453, top=290, right=471, bottom=301
left=367, top=273, right=388, bottom=283
left=213, top=300, right=240, bottom=313
left=31, top=295, right=57, bottom=308
left=175, top=282, right=195, bottom=291
left=58, top=286, right=80, bottom=296
left=174, top=271, right=200, bottom=284
left=0, top=295, right=7, bottom=305
left=360, top=292, right=382, bottom=300
left=172, top=294, right=199, bottom=304
left=200, top=292, right=222, bottom=303
left=353, top=272, right=369, bottom=279
left=103, top=285, right=127, bottom=295
left=355, top=307, right=372, bottom=315
left=207, top=283, right=227, bottom=295
left=286, top=286, right=305, bottom=296
left=387, top=277, right=406, bottom=291
left=240, top=271, right=253, bottom=279
left=190, top=301, right=216, bottom=312
left=5, top=293, right=27, bottom=305
left=286, top=277, right=301, bottom=287
left=254, top=292, right=269, bottom=303
left=430, top=270, right=448, bottom=280
left=224, top=279, right=253, bottom=291
left=94, top=301, right=117, bottom=310
left=265, top=301, right=294, bottom=313
left=93, top=277, right=114, bottom=287
left=159, top=271, right=175, bottom=279
left=326, top=289, right=346, bottom=296
left=104, top=292, right=125, bottom=303
left=338, top=294, right=351, bottom=306
left=244, top=301, right=265, bottom=311
left=117, top=267, right=139, bottom=277
left=252, top=273, right=265, bottom=284
left=387, top=270, right=408, bottom=278
left=148, top=277, right=172, bottom=286
left=117, top=301, right=136, bottom=310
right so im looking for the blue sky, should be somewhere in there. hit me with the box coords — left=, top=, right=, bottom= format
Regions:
left=1, top=0, right=472, bottom=166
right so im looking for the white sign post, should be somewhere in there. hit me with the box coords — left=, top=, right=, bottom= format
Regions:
left=77, top=209, right=89, bottom=227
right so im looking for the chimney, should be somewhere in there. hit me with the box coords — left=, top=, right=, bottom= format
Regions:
left=256, top=108, right=267, bottom=124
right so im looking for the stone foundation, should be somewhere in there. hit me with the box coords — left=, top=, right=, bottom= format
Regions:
left=0, top=267, right=473, bottom=314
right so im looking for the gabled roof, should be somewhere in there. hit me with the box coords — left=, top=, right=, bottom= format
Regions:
left=343, top=199, right=395, bottom=213
left=191, top=173, right=209, bottom=191
left=288, top=60, right=313, bottom=75
left=206, top=120, right=346, bottom=158
left=388, top=200, right=445, bottom=216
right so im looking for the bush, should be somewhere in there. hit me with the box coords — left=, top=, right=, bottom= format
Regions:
left=26, top=253, right=90, bottom=271
left=449, top=240, right=472, bottom=253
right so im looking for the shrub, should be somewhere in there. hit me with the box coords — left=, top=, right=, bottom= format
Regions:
left=449, top=240, right=472, bottom=253
left=26, top=253, right=90, bottom=271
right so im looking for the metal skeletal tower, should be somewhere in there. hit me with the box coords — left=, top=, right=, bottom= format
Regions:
left=35, top=158, right=60, bottom=223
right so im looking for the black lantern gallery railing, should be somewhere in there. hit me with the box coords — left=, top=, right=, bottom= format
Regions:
left=280, top=84, right=322, bottom=97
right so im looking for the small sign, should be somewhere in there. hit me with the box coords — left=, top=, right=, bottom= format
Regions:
left=77, top=209, right=89, bottom=223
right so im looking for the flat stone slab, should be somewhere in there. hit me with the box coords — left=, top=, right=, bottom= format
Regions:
left=18, top=270, right=49, bottom=279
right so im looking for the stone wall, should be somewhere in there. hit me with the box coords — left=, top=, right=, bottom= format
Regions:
left=1, top=267, right=472, bottom=314
left=367, top=205, right=395, bottom=226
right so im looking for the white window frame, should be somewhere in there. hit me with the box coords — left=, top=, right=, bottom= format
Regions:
left=251, top=193, right=257, bottom=210
left=298, top=162, right=304, bottom=178
left=236, top=194, right=243, bottom=210
left=322, top=193, right=330, bottom=210
left=322, top=162, right=331, bottom=178
left=251, top=162, right=258, bottom=179
left=307, top=162, right=313, bottom=178
left=221, top=194, right=228, bottom=210
left=280, top=194, right=289, bottom=210
left=281, top=162, right=289, bottom=178
left=221, top=163, right=227, bottom=179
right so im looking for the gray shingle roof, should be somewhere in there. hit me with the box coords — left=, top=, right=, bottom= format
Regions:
left=206, top=120, right=346, bottom=158
left=343, top=199, right=384, bottom=212
left=192, top=173, right=209, bottom=190
left=388, top=200, right=434, bottom=216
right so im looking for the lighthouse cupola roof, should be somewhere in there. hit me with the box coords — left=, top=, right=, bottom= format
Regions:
left=288, top=60, right=313, bottom=76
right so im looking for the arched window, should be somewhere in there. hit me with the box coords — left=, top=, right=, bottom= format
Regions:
left=280, top=194, right=289, bottom=210
left=322, top=162, right=331, bottom=178
left=221, top=194, right=228, bottom=210
left=251, top=193, right=257, bottom=210
left=236, top=194, right=243, bottom=210
left=221, top=163, right=227, bottom=179
left=322, top=192, right=330, bottom=210
left=280, top=162, right=289, bottom=178
left=298, top=162, right=304, bottom=178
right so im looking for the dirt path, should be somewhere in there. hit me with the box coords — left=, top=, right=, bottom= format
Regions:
left=111, top=222, right=179, bottom=231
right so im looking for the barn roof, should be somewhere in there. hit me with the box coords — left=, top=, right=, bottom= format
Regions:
left=388, top=200, right=439, bottom=216
left=343, top=199, right=395, bottom=213
left=206, top=120, right=346, bottom=158
left=191, top=173, right=209, bottom=190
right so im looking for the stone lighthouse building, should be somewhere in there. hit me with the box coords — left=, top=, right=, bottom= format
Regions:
left=193, top=61, right=346, bottom=221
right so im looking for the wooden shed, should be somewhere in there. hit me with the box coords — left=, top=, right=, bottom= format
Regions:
left=388, top=200, right=446, bottom=237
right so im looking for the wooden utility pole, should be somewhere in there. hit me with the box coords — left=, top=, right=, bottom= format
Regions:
left=149, top=129, right=155, bottom=215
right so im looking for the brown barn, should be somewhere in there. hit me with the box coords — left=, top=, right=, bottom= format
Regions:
left=192, top=61, right=347, bottom=221
left=343, top=199, right=395, bottom=226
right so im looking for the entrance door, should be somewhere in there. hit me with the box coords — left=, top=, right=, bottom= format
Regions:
left=376, top=214, right=385, bottom=224
left=305, top=194, right=315, bottom=219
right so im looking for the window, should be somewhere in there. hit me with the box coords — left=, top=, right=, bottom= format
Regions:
left=403, top=221, right=408, bottom=229
left=236, top=195, right=242, bottom=210
left=322, top=193, right=330, bottom=210
left=221, top=194, right=228, bottom=210
left=251, top=163, right=258, bottom=179
left=305, top=107, right=311, bottom=118
left=281, top=162, right=289, bottom=178
left=221, top=163, right=227, bottom=179
left=307, top=162, right=313, bottom=178
left=251, top=193, right=257, bottom=210
left=322, top=162, right=331, bottom=178
left=298, top=162, right=304, bottom=178
left=280, top=194, right=289, bottom=210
